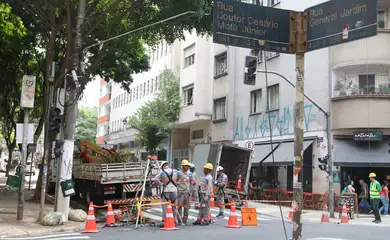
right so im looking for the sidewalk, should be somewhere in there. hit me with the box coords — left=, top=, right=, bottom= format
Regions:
left=248, top=202, right=390, bottom=227
left=0, top=186, right=84, bottom=238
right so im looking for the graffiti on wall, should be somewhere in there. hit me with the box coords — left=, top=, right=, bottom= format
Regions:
left=233, top=104, right=319, bottom=140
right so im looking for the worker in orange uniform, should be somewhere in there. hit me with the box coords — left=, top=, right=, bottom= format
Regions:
left=193, top=163, right=213, bottom=226
left=177, top=159, right=191, bottom=224
left=189, top=163, right=199, bottom=209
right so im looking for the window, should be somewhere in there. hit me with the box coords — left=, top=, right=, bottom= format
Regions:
left=215, top=53, right=228, bottom=76
left=113, top=98, right=116, bottom=109
left=129, top=89, right=132, bottom=102
left=147, top=80, right=150, bottom=94
left=160, top=44, right=164, bottom=58
left=151, top=79, right=154, bottom=93
left=140, top=85, right=143, bottom=98
left=184, top=44, right=195, bottom=67
left=143, top=82, right=146, bottom=96
left=192, top=130, right=204, bottom=140
left=120, top=94, right=124, bottom=106
left=132, top=88, right=135, bottom=101
left=378, top=11, right=386, bottom=28
left=151, top=51, right=154, bottom=63
left=358, top=74, right=375, bottom=94
left=164, top=43, right=168, bottom=56
left=156, top=46, right=159, bottom=61
left=157, top=75, right=161, bottom=90
left=267, top=84, right=279, bottom=111
left=214, top=97, right=226, bottom=120
left=183, top=85, right=194, bottom=106
left=136, top=86, right=139, bottom=99
left=269, top=0, right=280, bottom=6
left=154, top=77, right=158, bottom=92
left=250, top=89, right=262, bottom=114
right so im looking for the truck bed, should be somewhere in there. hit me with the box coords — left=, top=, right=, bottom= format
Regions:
left=73, top=162, right=148, bottom=184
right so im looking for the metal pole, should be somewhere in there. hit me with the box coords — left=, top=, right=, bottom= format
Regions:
left=39, top=63, right=55, bottom=222
left=28, top=153, right=33, bottom=190
left=293, top=53, right=304, bottom=240
left=135, top=158, right=150, bottom=229
left=326, top=114, right=335, bottom=218
left=17, top=109, right=29, bottom=220
left=256, top=70, right=335, bottom=218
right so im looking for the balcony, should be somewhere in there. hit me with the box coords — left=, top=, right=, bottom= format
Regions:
left=330, top=29, right=390, bottom=68
left=99, top=93, right=111, bottom=105
left=98, top=115, right=109, bottom=124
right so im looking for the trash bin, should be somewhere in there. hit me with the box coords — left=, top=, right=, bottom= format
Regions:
left=6, top=164, right=23, bottom=190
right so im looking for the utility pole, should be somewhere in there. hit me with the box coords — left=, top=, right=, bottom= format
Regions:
left=57, top=0, right=86, bottom=223
left=292, top=12, right=307, bottom=240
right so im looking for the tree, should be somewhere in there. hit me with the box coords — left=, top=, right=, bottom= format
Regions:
left=4, top=0, right=212, bottom=200
left=128, top=68, right=180, bottom=154
left=76, top=107, right=98, bottom=142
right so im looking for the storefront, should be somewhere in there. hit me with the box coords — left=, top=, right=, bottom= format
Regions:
left=333, top=130, right=390, bottom=195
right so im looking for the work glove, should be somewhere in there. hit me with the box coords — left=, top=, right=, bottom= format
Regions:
left=214, top=181, right=218, bottom=185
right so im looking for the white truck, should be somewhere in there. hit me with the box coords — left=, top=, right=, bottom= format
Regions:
left=48, top=144, right=161, bottom=206
left=191, top=142, right=252, bottom=207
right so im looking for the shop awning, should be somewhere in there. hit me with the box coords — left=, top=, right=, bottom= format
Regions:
left=253, top=140, right=314, bottom=167
left=334, top=139, right=390, bottom=167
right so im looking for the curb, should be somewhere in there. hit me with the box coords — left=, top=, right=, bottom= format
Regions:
left=1, top=224, right=85, bottom=238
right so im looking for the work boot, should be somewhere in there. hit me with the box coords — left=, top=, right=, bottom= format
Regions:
left=193, top=220, right=201, bottom=225
left=216, top=212, right=224, bottom=219
left=201, top=220, right=210, bottom=226
left=374, top=220, right=382, bottom=223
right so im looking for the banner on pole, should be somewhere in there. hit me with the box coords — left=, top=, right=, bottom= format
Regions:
left=20, top=75, right=36, bottom=108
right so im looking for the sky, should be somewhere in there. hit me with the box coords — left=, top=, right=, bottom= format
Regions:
left=78, top=77, right=100, bottom=109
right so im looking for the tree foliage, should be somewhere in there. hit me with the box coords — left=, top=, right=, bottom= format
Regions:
left=76, top=107, right=98, bottom=142
left=128, top=68, right=180, bottom=154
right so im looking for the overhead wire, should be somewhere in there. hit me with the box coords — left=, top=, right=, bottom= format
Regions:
left=263, top=50, right=289, bottom=240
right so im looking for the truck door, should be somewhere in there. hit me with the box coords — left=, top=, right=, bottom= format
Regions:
left=191, top=143, right=220, bottom=177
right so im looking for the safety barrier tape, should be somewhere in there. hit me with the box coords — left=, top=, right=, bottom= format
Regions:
left=247, top=200, right=293, bottom=203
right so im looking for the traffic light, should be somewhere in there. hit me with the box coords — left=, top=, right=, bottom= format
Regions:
left=49, top=106, right=61, bottom=140
left=244, top=56, right=257, bottom=85
left=54, top=140, right=64, bottom=158
left=318, top=155, right=329, bottom=173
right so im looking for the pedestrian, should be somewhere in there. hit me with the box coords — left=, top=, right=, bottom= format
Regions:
left=358, top=179, right=370, bottom=213
left=215, top=166, right=228, bottom=219
left=193, top=163, right=213, bottom=226
left=177, top=159, right=191, bottom=224
left=369, top=172, right=381, bottom=223
left=189, top=163, right=199, bottom=209
left=153, top=161, right=181, bottom=226
left=342, top=180, right=355, bottom=194
left=379, top=181, right=389, bottom=216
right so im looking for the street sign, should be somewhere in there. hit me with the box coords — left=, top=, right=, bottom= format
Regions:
left=16, top=123, right=34, bottom=144
left=306, top=0, right=378, bottom=52
left=20, top=75, right=36, bottom=108
left=27, top=143, right=37, bottom=153
left=245, top=141, right=254, bottom=150
left=212, top=0, right=295, bottom=53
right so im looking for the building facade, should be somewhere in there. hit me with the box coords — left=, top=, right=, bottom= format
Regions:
left=96, top=78, right=112, bottom=145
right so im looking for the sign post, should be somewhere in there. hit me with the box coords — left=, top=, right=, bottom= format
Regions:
left=212, top=0, right=378, bottom=238
left=17, top=75, right=36, bottom=220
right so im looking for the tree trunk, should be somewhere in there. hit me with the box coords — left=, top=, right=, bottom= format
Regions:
left=5, top=146, right=14, bottom=177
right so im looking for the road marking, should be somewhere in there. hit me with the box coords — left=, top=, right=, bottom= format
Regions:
left=0, top=233, right=89, bottom=240
left=306, top=238, right=349, bottom=240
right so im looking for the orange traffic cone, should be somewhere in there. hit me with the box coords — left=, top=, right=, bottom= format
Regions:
left=160, top=203, right=178, bottom=231
left=210, top=194, right=215, bottom=207
left=340, top=204, right=349, bottom=224
left=225, top=201, right=241, bottom=228
left=237, top=173, right=242, bottom=191
left=83, top=202, right=99, bottom=233
left=105, top=201, right=115, bottom=226
left=320, top=202, right=330, bottom=224
left=288, top=203, right=294, bottom=220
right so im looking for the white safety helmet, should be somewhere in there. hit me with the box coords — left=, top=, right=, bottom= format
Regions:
left=189, top=163, right=195, bottom=168
left=160, top=161, right=168, bottom=169
left=217, top=166, right=224, bottom=172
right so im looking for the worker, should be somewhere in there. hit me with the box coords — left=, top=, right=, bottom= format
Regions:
left=189, top=163, right=199, bottom=209
left=177, top=159, right=191, bottom=224
left=215, top=166, right=228, bottom=218
left=369, top=172, right=381, bottom=223
left=193, top=163, right=213, bottom=226
left=153, top=161, right=181, bottom=226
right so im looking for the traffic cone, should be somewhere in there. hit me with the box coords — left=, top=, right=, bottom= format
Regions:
left=225, top=201, right=241, bottom=228
left=160, top=203, right=178, bottom=231
left=237, top=173, right=242, bottom=191
left=83, top=202, right=99, bottom=233
left=320, top=202, right=330, bottom=224
left=340, top=204, right=349, bottom=224
left=288, top=203, right=294, bottom=220
left=105, top=201, right=115, bottom=226
left=210, top=194, right=215, bottom=207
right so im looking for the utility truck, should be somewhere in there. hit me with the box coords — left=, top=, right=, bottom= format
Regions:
left=191, top=142, right=252, bottom=208
left=48, top=140, right=160, bottom=205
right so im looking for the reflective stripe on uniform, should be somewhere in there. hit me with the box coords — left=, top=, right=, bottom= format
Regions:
left=370, top=181, right=380, bottom=199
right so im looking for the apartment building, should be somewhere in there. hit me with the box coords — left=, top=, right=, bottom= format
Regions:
left=96, top=79, right=112, bottom=145
left=107, top=42, right=180, bottom=159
